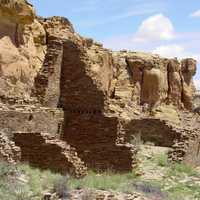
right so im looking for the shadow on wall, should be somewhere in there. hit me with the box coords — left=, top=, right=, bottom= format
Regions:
left=125, top=119, right=179, bottom=147
left=58, top=40, right=105, bottom=110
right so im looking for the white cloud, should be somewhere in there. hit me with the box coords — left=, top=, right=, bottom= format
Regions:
left=152, top=44, right=185, bottom=58
left=133, top=14, right=175, bottom=43
left=194, top=79, right=200, bottom=90
left=152, top=44, right=200, bottom=61
left=190, top=10, right=200, bottom=18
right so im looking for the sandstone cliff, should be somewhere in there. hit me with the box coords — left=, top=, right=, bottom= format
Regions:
left=0, top=0, right=46, bottom=102
left=0, top=0, right=200, bottom=176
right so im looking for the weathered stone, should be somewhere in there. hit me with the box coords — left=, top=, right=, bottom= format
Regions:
left=68, top=189, right=148, bottom=200
left=0, top=0, right=46, bottom=102
left=0, top=131, right=21, bottom=163
left=14, top=132, right=87, bottom=178
left=0, top=0, right=35, bottom=24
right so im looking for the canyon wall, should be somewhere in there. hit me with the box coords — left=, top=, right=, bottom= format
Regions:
left=0, top=0, right=199, bottom=174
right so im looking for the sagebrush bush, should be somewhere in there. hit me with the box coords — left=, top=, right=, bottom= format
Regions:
left=68, top=170, right=137, bottom=192
left=53, top=176, right=69, bottom=199
left=132, top=181, right=168, bottom=199
left=0, top=161, right=16, bottom=178
left=0, top=162, right=69, bottom=200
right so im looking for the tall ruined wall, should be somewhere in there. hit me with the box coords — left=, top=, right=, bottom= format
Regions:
left=34, top=17, right=114, bottom=109
left=33, top=17, right=134, bottom=171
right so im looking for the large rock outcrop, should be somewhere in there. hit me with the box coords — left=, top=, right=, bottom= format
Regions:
left=0, top=0, right=199, bottom=174
left=0, top=0, right=46, bottom=102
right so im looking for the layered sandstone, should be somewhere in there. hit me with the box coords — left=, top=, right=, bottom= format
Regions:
left=0, top=0, right=199, bottom=175
left=0, top=0, right=46, bottom=102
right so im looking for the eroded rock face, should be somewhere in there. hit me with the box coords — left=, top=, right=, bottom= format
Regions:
left=113, top=52, right=196, bottom=110
left=181, top=58, right=197, bottom=109
left=0, top=0, right=199, bottom=173
left=0, top=0, right=46, bottom=102
left=125, top=53, right=168, bottom=107
left=0, top=0, right=35, bottom=24
left=167, top=59, right=182, bottom=109
left=194, top=90, right=200, bottom=109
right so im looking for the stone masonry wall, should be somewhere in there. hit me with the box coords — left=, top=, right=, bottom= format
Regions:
left=0, top=131, right=21, bottom=164
left=34, top=36, right=63, bottom=107
left=124, top=118, right=180, bottom=147
left=0, top=107, right=64, bottom=139
left=63, top=112, right=134, bottom=171
left=14, top=132, right=87, bottom=177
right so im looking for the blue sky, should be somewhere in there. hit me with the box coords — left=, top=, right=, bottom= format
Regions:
left=29, top=0, right=200, bottom=89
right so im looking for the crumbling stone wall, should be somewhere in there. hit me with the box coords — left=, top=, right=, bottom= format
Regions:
left=59, top=40, right=134, bottom=171
left=0, top=131, right=21, bottom=164
left=0, top=107, right=64, bottom=138
left=168, top=128, right=200, bottom=165
left=124, top=118, right=179, bottom=147
left=34, top=36, right=63, bottom=107
left=33, top=17, right=135, bottom=171
left=59, top=40, right=106, bottom=110
left=162, top=109, right=200, bottom=166
left=184, top=135, right=200, bottom=166
left=14, top=132, right=87, bottom=177
left=63, top=112, right=134, bottom=171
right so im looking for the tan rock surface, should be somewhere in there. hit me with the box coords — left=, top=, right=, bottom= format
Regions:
left=0, top=0, right=46, bottom=101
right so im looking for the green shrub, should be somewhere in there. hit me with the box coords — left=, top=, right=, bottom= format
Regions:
left=167, top=163, right=198, bottom=177
left=166, top=182, right=200, bottom=200
left=154, top=154, right=169, bottom=167
left=0, top=161, right=199, bottom=200
left=68, top=170, right=137, bottom=192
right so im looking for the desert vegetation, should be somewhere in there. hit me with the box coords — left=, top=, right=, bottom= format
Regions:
left=0, top=151, right=200, bottom=200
